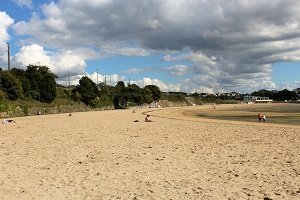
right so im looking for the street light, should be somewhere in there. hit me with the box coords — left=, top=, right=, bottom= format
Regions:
left=7, top=43, right=10, bottom=71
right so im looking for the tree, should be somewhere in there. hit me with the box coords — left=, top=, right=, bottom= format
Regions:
left=251, top=89, right=274, bottom=99
left=98, top=82, right=110, bottom=96
left=142, top=87, right=153, bottom=104
left=38, top=66, right=57, bottom=103
left=10, top=68, right=31, bottom=97
left=25, top=65, right=57, bottom=102
left=0, top=71, right=23, bottom=100
left=75, top=76, right=99, bottom=105
left=113, top=81, right=127, bottom=108
left=144, top=85, right=161, bottom=101
left=126, top=84, right=143, bottom=105
left=274, top=89, right=297, bottom=101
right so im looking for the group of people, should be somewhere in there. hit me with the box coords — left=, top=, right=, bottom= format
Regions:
left=257, top=113, right=266, bottom=122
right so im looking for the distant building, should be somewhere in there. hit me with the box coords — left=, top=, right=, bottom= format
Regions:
left=243, top=96, right=273, bottom=103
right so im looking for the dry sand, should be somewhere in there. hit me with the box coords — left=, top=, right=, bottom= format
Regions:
left=0, top=105, right=300, bottom=199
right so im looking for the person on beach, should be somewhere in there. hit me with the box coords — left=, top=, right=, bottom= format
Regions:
left=3, top=117, right=16, bottom=123
left=262, top=114, right=266, bottom=122
left=145, top=115, right=154, bottom=122
left=258, top=113, right=262, bottom=122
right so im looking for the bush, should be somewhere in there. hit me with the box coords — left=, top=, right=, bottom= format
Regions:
left=0, top=71, right=23, bottom=100
left=30, top=90, right=40, bottom=100
left=0, top=90, right=4, bottom=99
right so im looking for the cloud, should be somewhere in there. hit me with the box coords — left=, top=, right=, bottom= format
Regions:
left=0, top=11, right=14, bottom=67
left=13, top=44, right=98, bottom=78
left=123, top=67, right=154, bottom=74
left=56, top=72, right=124, bottom=87
left=101, top=45, right=151, bottom=56
left=163, top=65, right=190, bottom=76
left=10, top=0, right=300, bottom=92
left=12, top=0, right=33, bottom=8
left=277, top=80, right=300, bottom=91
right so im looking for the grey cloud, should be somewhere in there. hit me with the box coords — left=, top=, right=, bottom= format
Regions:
left=123, top=67, right=153, bottom=74
left=163, top=65, right=191, bottom=76
left=11, top=0, right=300, bottom=92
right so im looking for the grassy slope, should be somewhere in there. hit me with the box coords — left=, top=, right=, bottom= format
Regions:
left=0, top=88, right=88, bottom=115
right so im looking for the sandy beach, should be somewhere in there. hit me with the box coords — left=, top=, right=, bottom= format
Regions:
left=1, top=105, right=300, bottom=199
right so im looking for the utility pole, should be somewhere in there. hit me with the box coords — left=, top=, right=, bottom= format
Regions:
left=7, top=43, right=10, bottom=71
left=96, top=68, right=99, bottom=85
left=104, top=74, right=107, bottom=86
left=68, top=69, right=71, bottom=91
left=128, top=77, right=130, bottom=86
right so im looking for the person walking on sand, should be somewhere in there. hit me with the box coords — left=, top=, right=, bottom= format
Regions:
left=257, top=113, right=262, bottom=122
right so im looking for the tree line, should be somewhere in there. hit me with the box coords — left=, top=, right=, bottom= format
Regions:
left=250, top=89, right=299, bottom=101
left=0, top=65, right=298, bottom=108
left=70, top=75, right=161, bottom=108
left=0, top=65, right=161, bottom=108
left=0, top=65, right=57, bottom=102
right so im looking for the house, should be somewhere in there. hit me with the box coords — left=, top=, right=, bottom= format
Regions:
left=243, top=96, right=273, bottom=103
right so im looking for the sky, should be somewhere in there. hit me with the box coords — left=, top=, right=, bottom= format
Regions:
left=0, top=0, right=299, bottom=94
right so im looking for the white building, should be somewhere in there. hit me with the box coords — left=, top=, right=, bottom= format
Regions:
left=243, top=96, right=273, bottom=103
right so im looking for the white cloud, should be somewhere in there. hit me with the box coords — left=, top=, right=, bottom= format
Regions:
left=0, top=11, right=14, bottom=67
left=10, top=0, right=300, bottom=92
left=0, top=12, right=14, bottom=42
left=13, top=0, right=32, bottom=8
left=56, top=72, right=124, bottom=87
left=163, top=65, right=190, bottom=76
left=123, top=67, right=154, bottom=74
left=101, top=45, right=151, bottom=56
left=13, top=44, right=98, bottom=78
left=163, top=52, right=216, bottom=66
left=14, top=44, right=52, bottom=68
left=88, top=72, right=124, bottom=86
left=277, top=80, right=300, bottom=91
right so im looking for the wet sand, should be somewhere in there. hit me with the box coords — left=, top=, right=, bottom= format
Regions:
left=1, top=105, right=300, bottom=199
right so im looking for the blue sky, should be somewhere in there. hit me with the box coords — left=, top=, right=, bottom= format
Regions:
left=0, top=0, right=299, bottom=93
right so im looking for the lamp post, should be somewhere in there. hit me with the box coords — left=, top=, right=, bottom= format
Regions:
left=7, top=43, right=10, bottom=71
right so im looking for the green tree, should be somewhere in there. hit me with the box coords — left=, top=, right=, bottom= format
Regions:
left=10, top=68, right=31, bottom=97
left=142, top=87, right=153, bottom=104
left=99, top=82, right=110, bottom=96
left=0, top=71, right=23, bottom=100
left=76, top=76, right=99, bottom=105
left=38, top=66, right=57, bottom=103
left=0, top=89, right=5, bottom=99
left=25, top=65, right=57, bottom=102
left=113, top=81, right=127, bottom=108
left=274, top=89, right=297, bottom=101
left=144, top=85, right=161, bottom=101
left=126, top=84, right=143, bottom=105
left=251, top=89, right=274, bottom=99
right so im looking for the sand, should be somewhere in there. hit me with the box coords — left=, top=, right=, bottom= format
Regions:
left=0, top=105, right=300, bottom=199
